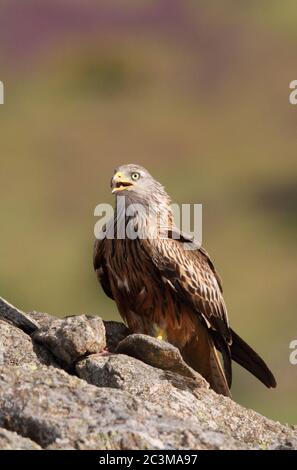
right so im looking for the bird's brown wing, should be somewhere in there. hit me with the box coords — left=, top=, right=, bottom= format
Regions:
left=141, top=232, right=232, bottom=385
left=93, top=237, right=114, bottom=300
left=142, top=234, right=231, bottom=341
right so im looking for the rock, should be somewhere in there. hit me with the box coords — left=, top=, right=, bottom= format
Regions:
left=269, top=437, right=297, bottom=450
left=0, top=300, right=296, bottom=451
left=76, top=353, right=206, bottom=402
left=0, top=319, right=58, bottom=368
left=28, top=310, right=56, bottom=329
left=0, top=296, right=40, bottom=333
left=104, top=321, right=130, bottom=352
left=27, top=314, right=130, bottom=353
left=0, top=427, right=41, bottom=450
left=32, top=315, right=106, bottom=367
left=0, top=364, right=186, bottom=450
left=0, top=362, right=296, bottom=450
left=117, top=333, right=205, bottom=383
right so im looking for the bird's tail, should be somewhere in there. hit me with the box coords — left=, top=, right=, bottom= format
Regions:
left=182, top=325, right=231, bottom=397
left=208, top=340, right=231, bottom=397
left=230, top=328, right=277, bottom=388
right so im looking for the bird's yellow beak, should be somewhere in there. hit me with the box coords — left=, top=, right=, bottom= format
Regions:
left=111, top=172, right=134, bottom=194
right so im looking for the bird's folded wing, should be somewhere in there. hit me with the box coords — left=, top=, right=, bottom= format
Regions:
left=141, top=232, right=231, bottom=345
left=93, top=238, right=114, bottom=300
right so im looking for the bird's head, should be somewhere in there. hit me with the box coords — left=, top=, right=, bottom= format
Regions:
left=111, top=164, right=170, bottom=208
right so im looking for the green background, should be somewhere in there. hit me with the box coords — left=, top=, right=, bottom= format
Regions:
left=0, top=1, right=296, bottom=424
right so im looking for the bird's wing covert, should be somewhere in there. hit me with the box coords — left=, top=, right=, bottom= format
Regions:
left=141, top=232, right=231, bottom=345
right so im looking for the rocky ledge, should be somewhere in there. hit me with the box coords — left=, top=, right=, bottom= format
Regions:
left=0, top=296, right=296, bottom=450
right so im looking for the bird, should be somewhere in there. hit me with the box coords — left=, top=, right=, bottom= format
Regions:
left=93, top=164, right=276, bottom=396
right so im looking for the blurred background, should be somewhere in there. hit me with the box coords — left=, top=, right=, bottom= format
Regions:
left=0, top=0, right=296, bottom=424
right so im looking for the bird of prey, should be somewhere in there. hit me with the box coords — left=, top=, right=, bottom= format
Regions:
left=94, top=164, right=276, bottom=396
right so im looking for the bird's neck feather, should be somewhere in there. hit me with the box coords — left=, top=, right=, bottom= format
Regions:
left=114, top=195, right=173, bottom=239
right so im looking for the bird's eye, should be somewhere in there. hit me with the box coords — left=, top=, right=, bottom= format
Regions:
left=131, top=172, right=140, bottom=181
